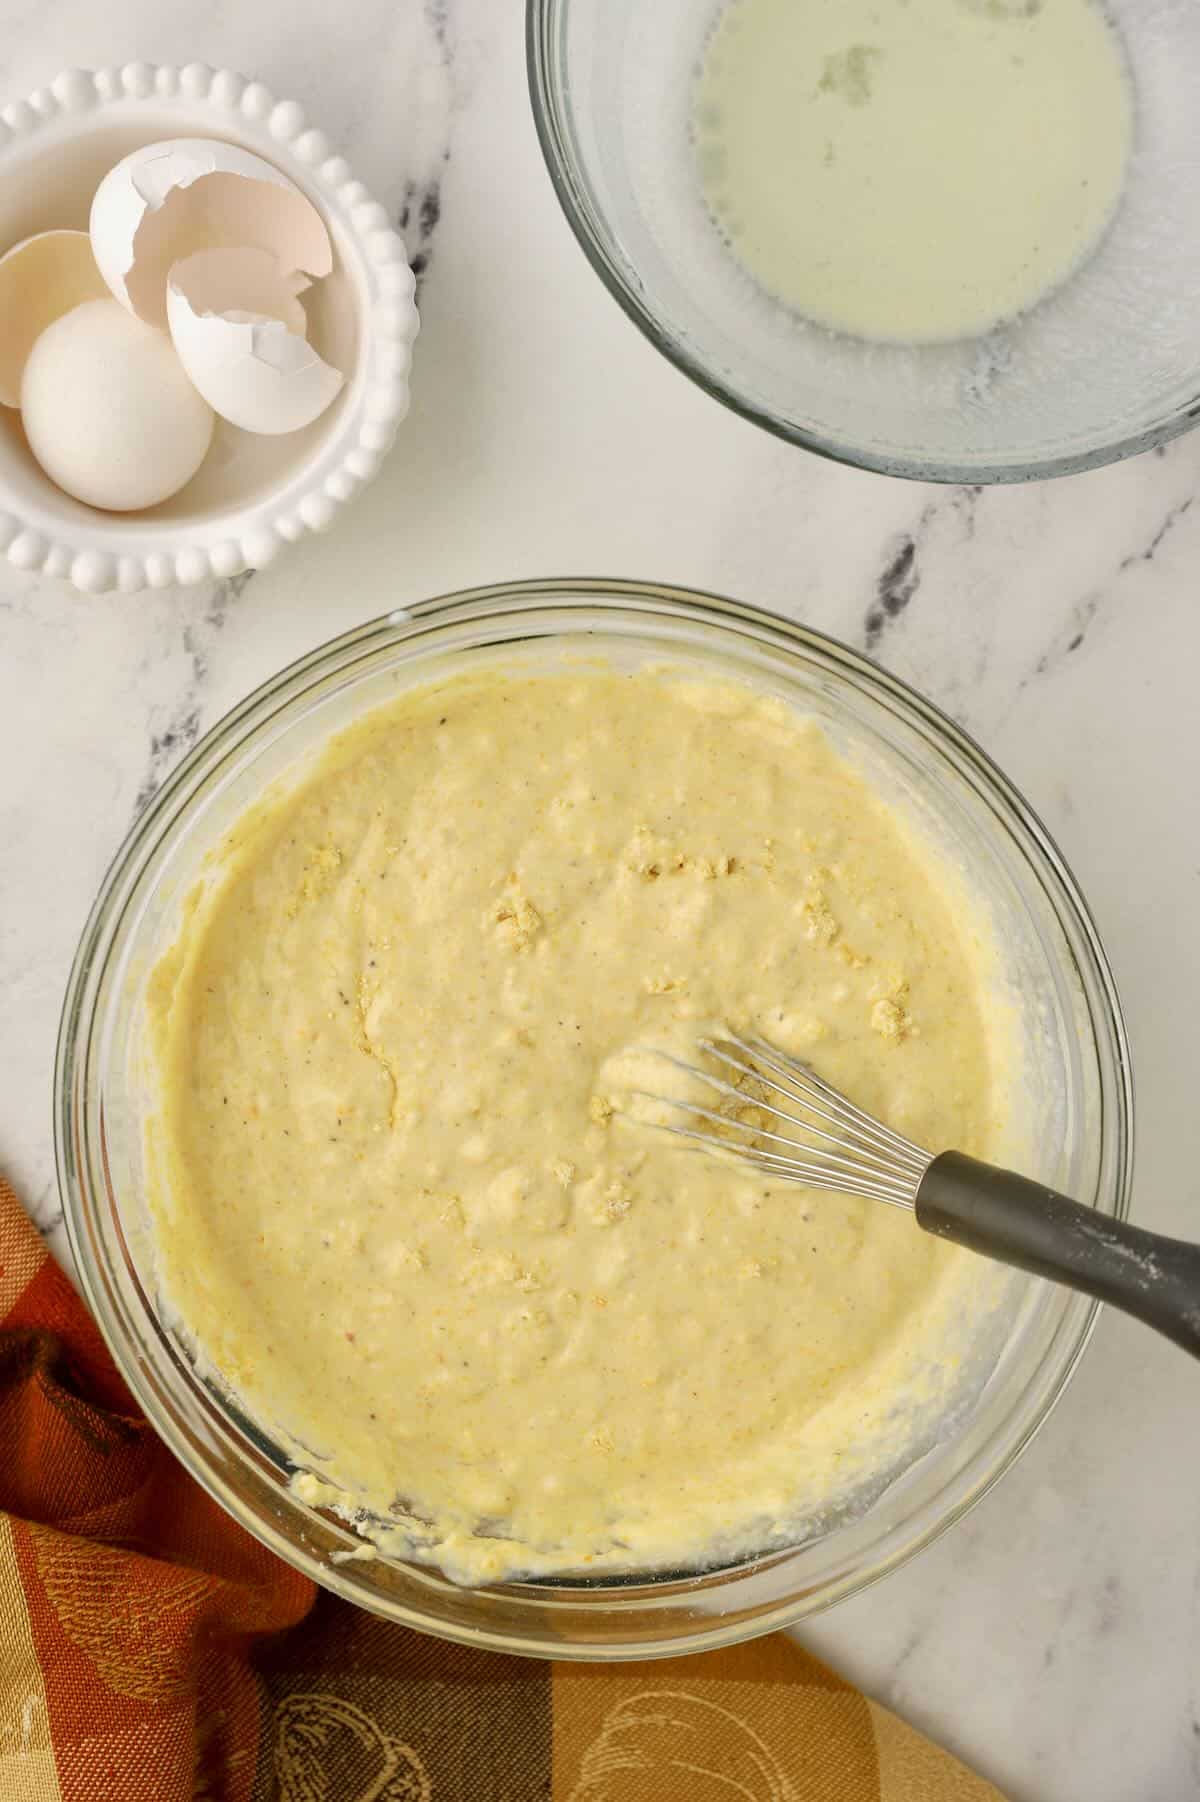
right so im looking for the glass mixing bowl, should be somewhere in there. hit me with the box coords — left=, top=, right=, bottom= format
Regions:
left=528, top=0, right=1200, bottom=482
left=56, top=582, right=1132, bottom=1658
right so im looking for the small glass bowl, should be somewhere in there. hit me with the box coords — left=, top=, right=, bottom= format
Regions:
left=56, top=581, right=1132, bottom=1658
left=527, top=0, right=1200, bottom=482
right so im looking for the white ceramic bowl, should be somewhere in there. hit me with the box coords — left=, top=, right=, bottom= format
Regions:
left=0, top=65, right=419, bottom=592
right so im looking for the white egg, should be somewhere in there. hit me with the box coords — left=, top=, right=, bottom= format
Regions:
left=21, top=299, right=214, bottom=512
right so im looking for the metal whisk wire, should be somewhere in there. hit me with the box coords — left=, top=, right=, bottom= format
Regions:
left=642, top=1032, right=932, bottom=1210
left=636, top=1033, right=1200, bottom=1363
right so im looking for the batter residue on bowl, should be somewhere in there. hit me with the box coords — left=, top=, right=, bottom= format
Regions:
left=694, top=0, right=1133, bottom=344
left=147, top=666, right=1015, bottom=1582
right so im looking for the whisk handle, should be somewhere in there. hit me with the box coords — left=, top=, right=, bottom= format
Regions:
left=916, top=1151, right=1200, bottom=1360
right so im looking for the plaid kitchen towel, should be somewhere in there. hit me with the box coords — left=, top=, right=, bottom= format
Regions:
left=0, top=1172, right=1003, bottom=1802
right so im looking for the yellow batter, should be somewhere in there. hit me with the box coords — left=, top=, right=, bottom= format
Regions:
left=147, top=666, right=1013, bottom=1583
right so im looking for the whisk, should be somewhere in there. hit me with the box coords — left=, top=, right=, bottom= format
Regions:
left=645, top=1033, right=1200, bottom=1359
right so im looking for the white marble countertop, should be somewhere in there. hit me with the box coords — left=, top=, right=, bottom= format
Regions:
left=1, top=5, right=1198, bottom=1798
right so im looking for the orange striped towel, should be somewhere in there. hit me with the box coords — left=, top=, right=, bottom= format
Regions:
left=0, top=1172, right=1003, bottom=1801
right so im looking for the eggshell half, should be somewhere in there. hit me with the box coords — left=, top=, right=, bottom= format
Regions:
left=167, top=246, right=309, bottom=334
left=90, top=138, right=333, bottom=327
left=0, top=230, right=108, bottom=406
left=167, top=254, right=344, bottom=435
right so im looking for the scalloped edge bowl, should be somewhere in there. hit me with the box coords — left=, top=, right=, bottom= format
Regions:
left=0, top=64, right=419, bottom=592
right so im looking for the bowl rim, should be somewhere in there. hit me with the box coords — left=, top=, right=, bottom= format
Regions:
left=525, top=0, right=1200, bottom=485
left=55, top=578, right=1135, bottom=1657
left=0, top=63, right=418, bottom=592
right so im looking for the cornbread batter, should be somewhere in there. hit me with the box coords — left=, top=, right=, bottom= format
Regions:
left=147, top=666, right=1012, bottom=1582
left=694, top=0, right=1133, bottom=343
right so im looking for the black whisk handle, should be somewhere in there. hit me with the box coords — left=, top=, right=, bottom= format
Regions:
left=916, top=1151, right=1200, bottom=1360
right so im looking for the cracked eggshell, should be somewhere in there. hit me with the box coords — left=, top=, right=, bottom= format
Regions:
left=0, top=229, right=109, bottom=406
left=167, top=249, right=344, bottom=435
left=167, top=246, right=309, bottom=333
left=89, top=137, right=333, bottom=327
